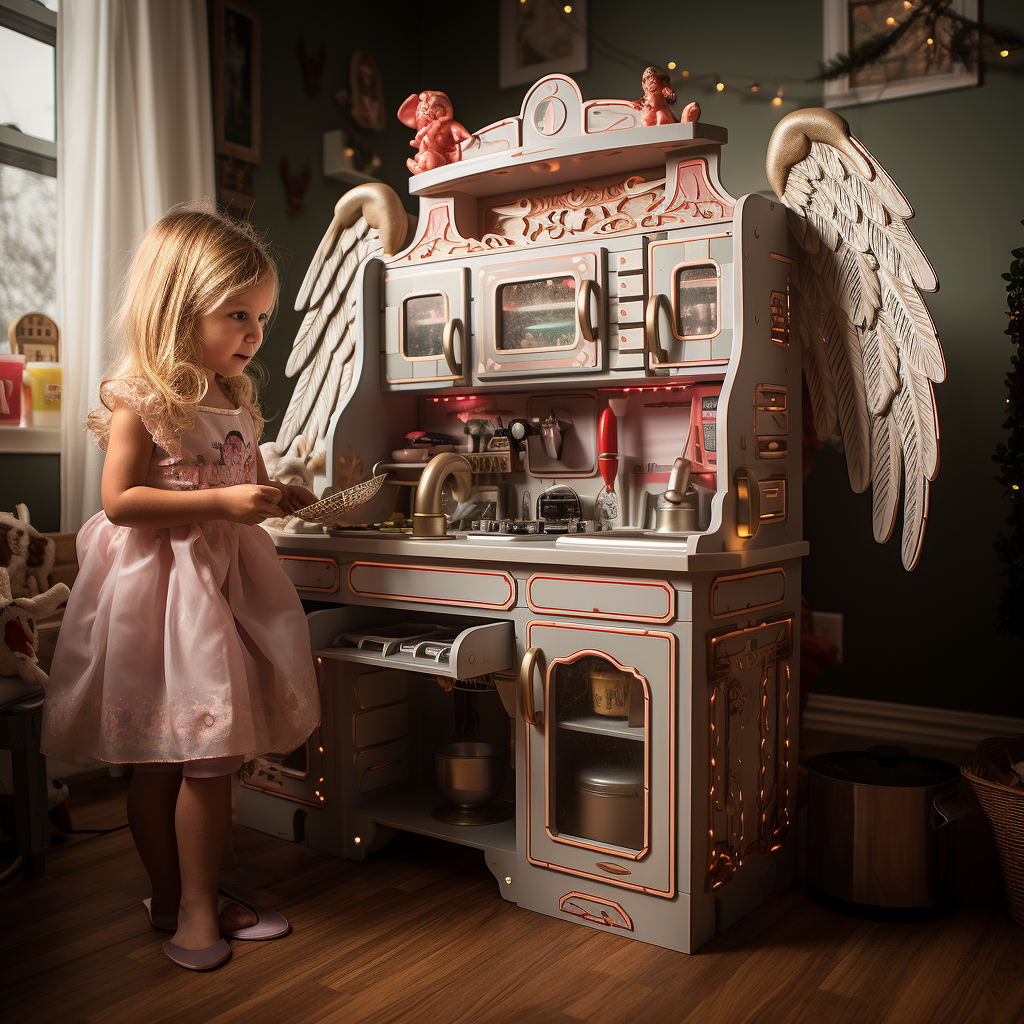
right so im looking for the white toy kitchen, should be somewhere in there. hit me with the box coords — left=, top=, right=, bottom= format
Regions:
left=237, top=74, right=806, bottom=954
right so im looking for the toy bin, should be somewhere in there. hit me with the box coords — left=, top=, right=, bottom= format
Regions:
left=24, top=362, right=61, bottom=427
left=0, top=354, right=25, bottom=423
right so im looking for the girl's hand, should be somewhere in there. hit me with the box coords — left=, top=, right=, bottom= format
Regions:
left=276, top=484, right=318, bottom=514
left=220, top=484, right=284, bottom=524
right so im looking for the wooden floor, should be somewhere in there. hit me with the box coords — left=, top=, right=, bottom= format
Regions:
left=2, top=744, right=1023, bottom=1024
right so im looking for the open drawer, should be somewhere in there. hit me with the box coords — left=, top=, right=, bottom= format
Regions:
left=315, top=618, right=514, bottom=680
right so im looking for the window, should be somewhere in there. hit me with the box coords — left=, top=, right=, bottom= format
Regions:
left=0, top=0, right=58, bottom=356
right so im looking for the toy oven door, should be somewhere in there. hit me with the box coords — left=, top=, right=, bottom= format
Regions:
left=524, top=621, right=676, bottom=897
left=646, top=237, right=733, bottom=370
left=475, top=250, right=603, bottom=381
left=383, top=265, right=469, bottom=388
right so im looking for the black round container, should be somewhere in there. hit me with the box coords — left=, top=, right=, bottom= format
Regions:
left=806, top=745, right=970, bottom=921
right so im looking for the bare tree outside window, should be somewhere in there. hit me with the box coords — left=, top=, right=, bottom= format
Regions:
left=0, top=160, right=57, bottom=353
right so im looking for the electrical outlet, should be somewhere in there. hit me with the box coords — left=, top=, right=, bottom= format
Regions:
left=814, top=611, right=843, bottom=663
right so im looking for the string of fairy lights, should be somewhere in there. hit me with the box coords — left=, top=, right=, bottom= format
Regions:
left=538, top=0, right=1024, bottom=110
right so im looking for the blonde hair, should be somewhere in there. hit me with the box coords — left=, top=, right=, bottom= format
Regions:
left=89, top=204, right=277, bottom=446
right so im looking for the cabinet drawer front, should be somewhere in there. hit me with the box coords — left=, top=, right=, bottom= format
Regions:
left=348, top=561, right=516, bottom=610
left=612, top=297, right=645, bottom=324
left=526, top=574, right=676, bottom=623
left=614, top=326, right=645, bottom=353
left=613, top=249, right=645, bottom=273
left=278, top=556, right=339, bottom=593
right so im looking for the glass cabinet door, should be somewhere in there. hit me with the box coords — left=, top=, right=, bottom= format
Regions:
left=525, top=621, right=677, bottom=897
left=383, top=266, right=468, bottom=388
left=476, top=251, right=603, bottom=380
left=646, top=237, right=734, bottom=368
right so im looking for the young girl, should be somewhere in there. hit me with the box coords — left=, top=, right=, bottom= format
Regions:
left=41, top=207, right=321, bottom=971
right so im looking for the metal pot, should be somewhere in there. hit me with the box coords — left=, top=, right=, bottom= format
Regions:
left=574, top=765, right=643, bottom=850
left=432, top=742, right=512, bottom=826
left=807, top=745, right=972, bottom=919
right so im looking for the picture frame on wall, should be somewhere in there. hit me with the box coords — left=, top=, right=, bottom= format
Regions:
left=213, top=0, right=261, bottom=163
left=499, top=0, right=588, bottom=90
left=823, top=0, right=979, bottom=107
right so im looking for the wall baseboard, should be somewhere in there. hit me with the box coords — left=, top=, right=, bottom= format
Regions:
left=804, top=693, right=1024, bottom=752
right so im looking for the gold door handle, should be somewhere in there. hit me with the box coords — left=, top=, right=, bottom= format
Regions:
left=577, top=280, right=597, bottom=343
left=518, top=646, right=544, bottom=727
left=644, top=294, right=670, bottom=373
left=442, top=317, right=464, bottom=377
left=734, top=467, right=761, bottom=538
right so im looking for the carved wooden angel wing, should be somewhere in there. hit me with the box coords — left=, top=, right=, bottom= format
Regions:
left=274, top=183, right=409, bottom=458
left=766, top=109, right=944, bottom=570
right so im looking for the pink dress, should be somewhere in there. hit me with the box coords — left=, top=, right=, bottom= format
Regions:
left=41, top=381, right=320, bottom=764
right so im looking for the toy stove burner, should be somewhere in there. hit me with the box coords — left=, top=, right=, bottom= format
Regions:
left=469, top=519, right=545, bottom=535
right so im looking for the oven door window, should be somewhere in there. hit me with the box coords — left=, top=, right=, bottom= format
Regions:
left=674, top=263, right=719, bottom=338
left=403, top=293, right=446, bottom=359
left=497, top=277, right=577, bottom=351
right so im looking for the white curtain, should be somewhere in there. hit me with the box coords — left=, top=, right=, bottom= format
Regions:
left=57, top=0, right=215, bottom=530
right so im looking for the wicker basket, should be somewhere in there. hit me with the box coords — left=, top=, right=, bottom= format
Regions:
left=961, top=737, right=1024, bottom=927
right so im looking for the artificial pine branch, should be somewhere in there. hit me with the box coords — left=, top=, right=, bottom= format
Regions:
left=814, top=3, right=933, bottom=81
left=995, top=230, right=1024, bottom=639
left=813, top=0, right=1024, bottom=83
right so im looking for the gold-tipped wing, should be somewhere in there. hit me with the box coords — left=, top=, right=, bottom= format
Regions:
left=274, top=183, right=409, bottom=458
left=766, top=109, right=944, bottom=570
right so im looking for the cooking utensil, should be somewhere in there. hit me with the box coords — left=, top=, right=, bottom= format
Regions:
left=536, top=484, right=582, bottom=532
left=807, top=745, right=972, bottom=919
left=432, top=742, right=512, bottom=826
left=291, top=474, right=388, bottom=523
left=597, top=407, right=618, bottom=492
left=574, top=765, right=643, bottom=849
left=390, top=445, right=455, bottom=463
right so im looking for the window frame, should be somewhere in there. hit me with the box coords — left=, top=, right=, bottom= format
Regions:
left=0, top=0, right=57, bottom=178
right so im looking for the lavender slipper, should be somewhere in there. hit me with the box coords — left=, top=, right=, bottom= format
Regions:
left=162, top=937, right=231, bottom=971
left=218, top=884, right=290, bottom=941
left=142, top=898, right=175, bottom=932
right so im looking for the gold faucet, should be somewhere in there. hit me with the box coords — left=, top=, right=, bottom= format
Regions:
left=413, top=452, right=473, bottom=538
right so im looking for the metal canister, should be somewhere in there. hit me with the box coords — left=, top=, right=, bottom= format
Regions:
left=574, top=765, right=643, bottom=850
left=806, top=745, right=971, bottom=918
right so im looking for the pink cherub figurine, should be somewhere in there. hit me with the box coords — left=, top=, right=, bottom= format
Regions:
left=397, top=91, right=474, bottom=175
left=634, top=67, right=676, bottom=126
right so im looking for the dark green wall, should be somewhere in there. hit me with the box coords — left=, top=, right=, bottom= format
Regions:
left=0, top=453, right=60, bottom=531
left=249, top=0, right=1024, bottom=719
left=13, top=1, right=1011, bottom=716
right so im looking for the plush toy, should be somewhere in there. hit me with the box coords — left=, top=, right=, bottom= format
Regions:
left=260, top=434, right=325, bottom=490
left=0, top=505, right=54, bottom=598
left=0, top=566, right=69, bottom=689
left=260, top=435, right=327, bottom=534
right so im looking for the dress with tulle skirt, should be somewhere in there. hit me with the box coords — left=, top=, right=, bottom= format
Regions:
left=41, top=381, right=320, bottom=764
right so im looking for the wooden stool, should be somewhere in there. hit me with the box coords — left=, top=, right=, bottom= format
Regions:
left=0, top=678, right=48, bottom=878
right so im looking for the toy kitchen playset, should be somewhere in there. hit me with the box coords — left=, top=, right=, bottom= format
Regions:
left=237, top=74, right=943, bottom=953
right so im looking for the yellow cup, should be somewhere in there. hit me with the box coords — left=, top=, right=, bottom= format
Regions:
left=25, top=362, right=62, bottom=427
